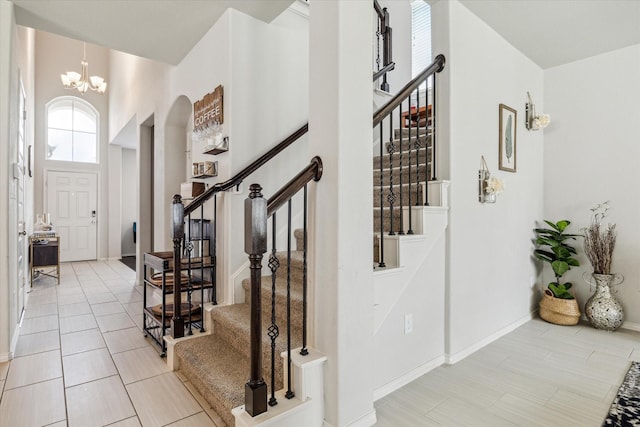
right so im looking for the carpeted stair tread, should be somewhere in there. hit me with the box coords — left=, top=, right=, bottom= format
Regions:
left=242, top=275, right=304, bottom=328
left=175, top=334, right=247, bottom=427
left=373, top=164, right=429, bottom=183
left=373, top=147, right=430, bottom=169
left=394, top=127, right=431, bottom=139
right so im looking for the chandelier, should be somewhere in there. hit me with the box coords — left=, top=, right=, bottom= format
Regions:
left=60, top=43, right=107, bottom=95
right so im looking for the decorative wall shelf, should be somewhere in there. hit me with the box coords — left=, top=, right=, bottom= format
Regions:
left=203, top=146, right=228, bottom=156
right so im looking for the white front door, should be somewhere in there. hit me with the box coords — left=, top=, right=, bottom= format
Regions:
left=47, top=171, right=97, bottom=262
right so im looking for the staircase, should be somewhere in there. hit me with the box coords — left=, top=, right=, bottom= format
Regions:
left=373, top=127, right=431, bottom=262
left=174, top=244, right=305, bottom=426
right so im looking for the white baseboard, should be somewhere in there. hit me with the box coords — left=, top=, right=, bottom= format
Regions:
left=0, top=352, right=11, bottom=363
left=121, top=253, right=135, bottom=257
left=373, top=355, right=445, bottom=401
left=621, top=321, right=640, bottom=332
left=445, top=311, right=534, bottom=365
left=107, top=257, right=121, bottom=261
left=322, top=409, right=377, bottom=427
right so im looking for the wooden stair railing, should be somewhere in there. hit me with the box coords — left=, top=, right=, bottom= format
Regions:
left=243, top=156, right=323, bottom=417
left=164, top=123, right=309, bottom=345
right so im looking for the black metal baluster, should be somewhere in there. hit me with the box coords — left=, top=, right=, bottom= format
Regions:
left=415, top=87, right=424, bottom=208
left=398, top=104, right=405, bottom=235
left=267, top=213, right=279, bottom=406
left=387, top=114, right=396, bottom=236
left=431, top=72, right=437, bottom=182
left=186, top=214, right=193, bottom=335
left=285, top=200, right=295, bottom=399
left=300, top=185, right=308, bottom=356
left=378, top=123, right=386, bottom=267
left=200, top=204, right=205, bottom=332
left=407, top=95, right=414, bottom=235
left=212, top=195, right=218, bottom=305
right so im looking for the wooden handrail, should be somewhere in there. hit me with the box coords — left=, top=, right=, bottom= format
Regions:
left=184, top=123, right=309, bottom=215
left=372, top=54, right=445, bottom=127
left=373, top=62, right=396, bottom=82
left=267, top=157, right=323, bottom=217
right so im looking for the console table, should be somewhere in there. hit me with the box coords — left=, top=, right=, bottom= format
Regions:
left=30, top=234, right=60, bottom=286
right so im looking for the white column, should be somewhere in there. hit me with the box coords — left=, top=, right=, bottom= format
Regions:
left=309, top=1, right=375, bottom=426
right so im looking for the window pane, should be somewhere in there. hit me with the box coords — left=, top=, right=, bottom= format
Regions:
left=48, top=101, right=73, bottom=130
left=73, top=101, right=97, bottom=133
left=411, top=0, right=432, bottom=78
left=48, top=128, right=73, bottom=161
left=73, top=131, right=97, bottom=163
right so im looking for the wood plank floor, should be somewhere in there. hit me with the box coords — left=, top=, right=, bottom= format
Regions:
left=375, top=318, right=640, bottom=426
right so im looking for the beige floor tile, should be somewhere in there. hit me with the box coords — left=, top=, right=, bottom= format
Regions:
left=91, top=301, right=125, bottom=317
left=23, top=302, right=58, bottom=319
left=86, top=292, right=117, bottom=305
left=57, top=286, right=85, bottom=296
left=112, top=346, right=170, bottom=384
left=82, top=284, right=110, bottom=295
left=5, top=350, right=62, bottom=389
left=25, top=292, right=58, bottom=306
left=96, top=312, right=136, bottom=333
left=60, top=313, right=98, bottom=334
left=14, top=329, right=60, bottom=357
left=63, top=347, right=118, bottom=387
left=167, top=412, right=217, bottom=427
left=105, top=416, right=141, bottom=427
left=103, top=327, right=150, bottom=354
left=122, top=301, right=143, bottom=317
left=0, top=361, right=9, bottom=380
left=0, top=378, right=66, bottom=426
left=66, top=375, right=136, bottom=427
left=61, top=328, right=106, bottom=356
left=45, top=422, right=67, bottom=427
left=115, top=291, right=143, bottom=304
left=58, top=302, right=92, bottom=318
left=58, top=293, right=88, bottom=306
left=181, top=380, right=226, bottom=427
left=20, top=314, right=59, bottom=334
left=127, top=372, right=202, bottom=426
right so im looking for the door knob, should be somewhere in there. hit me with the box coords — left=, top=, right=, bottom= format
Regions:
left=19, top=231, right=26, bottom=236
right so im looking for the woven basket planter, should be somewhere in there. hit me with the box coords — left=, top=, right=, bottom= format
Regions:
left=539, top=291, right=580, bottom=325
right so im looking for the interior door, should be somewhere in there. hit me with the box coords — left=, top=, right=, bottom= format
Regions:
left=16, top=79, right=26, bottom=319
left=46, top=170, right=97, bottom=262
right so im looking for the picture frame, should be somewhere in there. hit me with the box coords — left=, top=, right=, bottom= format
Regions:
left=498, top=104, right=517, bottom=172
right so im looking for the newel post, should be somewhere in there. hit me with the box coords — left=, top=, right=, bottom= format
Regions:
left=244, top=184, right=268, bottom=416
left=171, top=194, right=184, bottom=339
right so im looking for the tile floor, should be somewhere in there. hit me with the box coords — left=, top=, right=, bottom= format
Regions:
left=0, top=260, right=223, bottom=427
left=375, top=318, right=640, bottom=426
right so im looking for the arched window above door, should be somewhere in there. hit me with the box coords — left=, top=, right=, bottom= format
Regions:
left=46, top=97, right=99, bottom=163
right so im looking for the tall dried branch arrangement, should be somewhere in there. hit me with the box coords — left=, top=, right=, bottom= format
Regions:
left=583, top=202, right=617, bottom=274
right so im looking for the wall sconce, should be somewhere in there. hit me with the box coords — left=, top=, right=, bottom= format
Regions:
left=525, top=92, right=550, bottom=131
left=479, top=156, right=504, bottom=203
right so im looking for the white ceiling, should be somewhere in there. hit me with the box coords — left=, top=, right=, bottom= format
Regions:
left=458, top=0, right=640, bottom=69
left=13, top=0, right=295, bottom=65
left=11, top=0, right=640, bottom=69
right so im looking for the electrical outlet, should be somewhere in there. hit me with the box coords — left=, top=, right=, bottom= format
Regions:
left=404, top=313, right=413, bottom=335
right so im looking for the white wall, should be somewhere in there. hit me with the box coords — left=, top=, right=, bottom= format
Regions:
left=121, top=148, right=137, bottom=256
left=33, top=31, right=111, bottom=259
left=309, top=1, right=375, bottom=425
left=543, top=44, right=640, bottom=325
left=436, top=0, right=544, bottom=361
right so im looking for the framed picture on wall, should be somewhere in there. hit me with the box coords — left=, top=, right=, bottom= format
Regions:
left=499, top=104, right=517, bottom=172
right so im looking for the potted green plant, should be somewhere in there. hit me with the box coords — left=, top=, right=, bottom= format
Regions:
left=534, top=219, right=581, bottom=325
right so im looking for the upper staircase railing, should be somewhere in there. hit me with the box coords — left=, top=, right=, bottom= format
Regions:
left=374, top=0, right=394, bottom=91
left=373, top=54, right=445, bottom=268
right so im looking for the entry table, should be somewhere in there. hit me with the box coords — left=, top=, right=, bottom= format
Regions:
left=30, top=233, right=60, bottom=286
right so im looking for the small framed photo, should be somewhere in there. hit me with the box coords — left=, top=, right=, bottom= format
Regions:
left=499, top=104, right=517, bottom=172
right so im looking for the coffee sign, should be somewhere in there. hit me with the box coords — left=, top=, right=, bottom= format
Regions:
left=194, top=85, right=223, bottom=130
